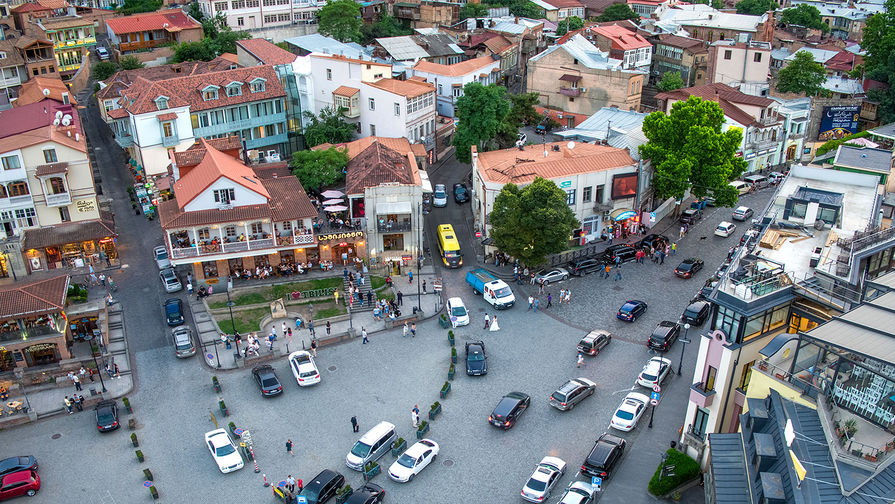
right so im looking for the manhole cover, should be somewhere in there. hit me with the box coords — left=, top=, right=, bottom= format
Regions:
left=51, top=433, right=62, bottom=439
left=442, top=459, right=454, bottom=467
left=328, top=365, right=337, bottom=371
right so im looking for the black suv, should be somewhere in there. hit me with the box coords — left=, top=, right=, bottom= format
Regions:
left=344, top=483, right=385, bottom=504
left=465, top=341, right=487, bottom=376
left=252, top=365, right=283, bottom=396
left=581, top=433, right=626, bottom=478
left=648, top=321, right=681, bottom=351
left=601, top=245, right=637, bottom=264
left=679, top=208, right=702, bottom=225
left=488, top=392, right=530, bottom=429
left=301, top=469, right=345, bottom=504
left=568, top=258, right=602, bottom=276
left=95, top=400, right=120, bottom=432
left=682, top=300, right=710, bottom=325
left=637, top=234, right=669, bottom=251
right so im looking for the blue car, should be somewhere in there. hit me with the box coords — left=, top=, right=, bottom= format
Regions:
left=617, top=300, right=647, bottom=322
left=165, top=298, right=184, bottom=326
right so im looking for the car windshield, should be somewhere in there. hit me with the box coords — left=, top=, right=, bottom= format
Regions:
left=552, top=392, right=568, bottom=402
left=261, top=377, right=278, bottom=388
left=468, top=351, right=484, bottom=362
left=456, top=187, right=467, bottom=195
left=526, top=478, right=547, bottom=492
left=621, top=305, right=633, bottom=313
left=397, top=454, right=416, bottom=468
left=579, top=340, right=593, bottom=349
left=157, top=250, right=167, bottom=259
left=175, top=340, right=192, bottom=351
left=435, top=190, right=446, bottom=198
left=493, top=286, right=512, bottom=297
left=445, top=251, right=460, bottom=258
left=215, top=443, right=235, bottom=457
left=641, top=371, right=658, bottom=382
left=97, top=409, right=115, bottom=423
left=678, top=263, right=692, bottom=271
left=685, top=308, right=700, bottom=318
left=302, top=486, right=321, bottom=502
left=299, top=370, right=317, bottom=378
left=615, top=410, right=635, bottom=420
left=450, top=305, right=466, bottom=317
left=350, top=441, right=372, bottom=458
left=294, top=355, right=311, bottom=365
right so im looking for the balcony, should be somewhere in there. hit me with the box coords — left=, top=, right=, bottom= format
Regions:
left=759, top=114, right=780, bottom=126
left=116, top=134, right=134, bottom=148
left=162, top=135, right=179, bottom=147
left=193, top=113, right=287, bottom=139
left=748, top=138, right=780, bottom=152
left=559, top=87, right=581, bottom=97
left=245, top=132, right=288, bottom=150
left=689, top=382, right=716, bottom=408
left=169, top=231, right=307, bottom=260
left=119, top=38, right=170, bottom=52
left=0, top=195, right=34, bottom=208
left=45, top=192, right=72, bottom=207
left=276, top=233, right=316, bottom=246
left=377, top=220, right=412, bottom=233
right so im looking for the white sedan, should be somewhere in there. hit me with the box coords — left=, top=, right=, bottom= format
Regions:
left=388, top=438, right=439, bottom=482
left=609, top=392, right=649, bottom=432
left=521, top=456, right=566, bottom=502
left=636, top=356, right=672, bottom=388
left=446, top=297, right=469, bottom=327
left=289, top=351, right=320, bottom=386
left=558, top=481, right=597, bottom=504
left=204, top=429, right=244, bottom=473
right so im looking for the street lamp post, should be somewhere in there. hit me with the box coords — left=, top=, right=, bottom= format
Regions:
left=416, top=201, right=422, bottom=312
left=678, top=323, right=691, bottom=376
left=91, top=351, right=107, bottom=393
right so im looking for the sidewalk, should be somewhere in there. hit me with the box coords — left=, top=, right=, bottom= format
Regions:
left=190, top=266, right=443, bottom=370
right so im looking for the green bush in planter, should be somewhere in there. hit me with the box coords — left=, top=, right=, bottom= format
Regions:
left=338, top=485, right=352, bottom=496
left=131, top=433, right=139, bottom=447
left=647, top=449, right=700, bottom=496
left=143, top=468, right=153, bottom=481
left=418, top=420, right=428, bottom=431
left=431, top=401, right=440, bottom=411
left=135, top=450, right=144, bottom=462
left=149, top=485, right=158, bottom=499
left=393, top=437, right=405, bottom=448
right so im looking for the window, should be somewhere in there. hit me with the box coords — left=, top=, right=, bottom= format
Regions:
left=394, top=102, right=400, bottom=116
left=214, top=188, right=235, bottom=204
left=202, top=88, right=219, bottom=100
left=753, top=52, right=762, bottom=62
left=326, top=68, right=332, bottom=80
left=7, top=181, right=29, bottom=197
left=739, top=361, right=754, bottom=392
left=1, top=155, right=20, bottom=171
left=0, top=51, right=5, bottom=59
left=368, top=98, right=375, bottom=111
left=704, top=366, right=717, bottom=391
left=237, top=17, right=244, bottom=26
left=713, top=305, right=741, bottom=342
left=370, top=124, right=376, bottom=136
left=155, top=96, right=168, bottom=110
left=724, top=50, right=732, bottom=60
left=43, top=149, right=57, bottom=163
left=250, top=222, right=264, bottom=234
left=225, top=226, right=237, bottom=238
left=583, top=186, right=592, bottom=203
left=573, top=58, right=578, bottom=65
left=198, top=228, right=211, bottom=241
left=14, top=207, right=36, bottom=227
left=214, top=1, right=227, bottom=10
left=162, top=122, right=175, bottom=138
left=565, top=189, right=576, bottom=205
left=692, top=407, right=710, bottom=440
left=59, top=206, right=70, bottom=222
left=48, top=177, right=66, bottom=194
left=452, top=86, right=462, bottom=98
left=250, top=79, right=265, bottom=93
left=227, top=85, right=241, bottom=97
left=595, top=185, right=605, bottom=203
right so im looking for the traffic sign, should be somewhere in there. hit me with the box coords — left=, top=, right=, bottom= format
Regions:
left=653, top=384, right=661, bottom=393
left=650, top=398, right=659, bottom=406
left=278, top=480, right=286, bottom=488
left=143, top=481, right=152, bottom=488
left=592, top=476, right=602, bottom=491
left=476, top=231, right=482, bottom=238
left=297, top=497, right=308, bottom=504
left=650, top=391, right=660, bottom=402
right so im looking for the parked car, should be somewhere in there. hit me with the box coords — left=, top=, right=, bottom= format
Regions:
left=681, top=300, right=710, bottom=325
left=0, top=470, right=39, bottom=499
left=768, top=171, right=786, bottom=184
left=548, top=377, right=596, bottom=411
left=95, top=46, right=109, bottom=60
left=729, top=180, right=750, bottom=195
left=301, top=469, right=345, bottom=504
left=732, top=206, right=754, bottom=221
left=172, top=326, right=195, bottom=358
left=344, top=483, right=384, bottom=504
left=533, top=267, right=569, bottom=285
left=743, top=174, right=769, bottom=190
left=433, top=184, right=447, bottom=207
left=164, top=298, right=184, bottom=326
left=289, top=350, right=320, bottom=386
left=204, top=429, right=244, bottom=473
left=567, top=258, right=602, bottom=276
left=159, top=267, right=182, bottom=293
left=465, top=341, right=487, bottom=376
left=153, top=246, right=171, bottom=269
left=648, top=321, right=681, bottom=351
left=488, top=392, right=530, bottom=429
left=674, top=258, right=704, bottom=279
left=601, top=244, right=637, bottom=264
left=715, top=221, right=737, bottom=237
left=453, top=183, right=469, bottom=204
left=0, top=458, right=36, bottom=479
left=636, top=234, right=669, bottom=250
left=577, top=329, right=611, bottom=356
left=557, top=481, right=596, bottom=504
left=580, top=433, right=626, bottom=479
left=252, top=365, right=283, bottom=396
left=346, top=422, right=396, bottom=471
left=637, top=356, right=672, bottom=388
left=94, top=400, right=119, bottom=432
left=617, top=300, right=647, bottom=322
left=446, top=297, right=469, bottom=327
left=521, top=456, right=566, bottom=503
left=388, top=438, right=439, bottom=483
left=679, top=208, right=702, bottom=225
left=609, top=392, right=649, bottom=431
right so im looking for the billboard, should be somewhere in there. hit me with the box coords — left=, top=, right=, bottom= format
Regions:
left=611, top=173, right=638, bottom=200
left=818, top=106, right=860, bottom=141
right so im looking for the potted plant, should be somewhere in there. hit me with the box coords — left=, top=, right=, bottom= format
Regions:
left=131, top=433, right=139, bottom=447
left=439, top=313, right=450, bottom=329
left=335, top=485, right=353, bottom=504
left=363, top=461, right=380, bottom=481
left=143, top=468, right=153, bottom=481
left=429, top=401, right=441, bottom=420
left=448, top=363, right=455, bottom=381
left=122, top=397, right=132, bottom=414
left=128, top=418, right=136, bottom=430
left=845, top=419, right=858, bottom=439
left=440, top=381, right=451, bottom=399
left=228, top=421, right=238, bottom=436
left=212, top=376, right=222, bottom=393
left=219, top=399, right=228, bottom=416
left=391, top=437, right=407, bottom=457
left=451, top=347, right=457, bottom=364
left=416, top=420, right=429, bottom=438
left=149, top=485, right=158, bottom=500
left=447, top=330, right=455, bottom=346
left=135, top=450, right=144, bottom=462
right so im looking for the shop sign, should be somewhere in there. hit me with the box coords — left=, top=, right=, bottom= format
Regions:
left=76, top=199, right=96, bottom=213
left=318, top=231, right=364, bottom=242
left=558, top=180, right=572, bottom=188
left=27, top=343, right=57, bottom=352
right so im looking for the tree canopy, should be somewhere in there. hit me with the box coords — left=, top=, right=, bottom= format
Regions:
left=639, top=96, right=746, bottom=208
left=779, top=4, right=829, bottom=31
left=290, top=147, right=349, bottom=190
left=459, top=2, right=490, bottom=19
left=487, top=0, right=542, bottom=18
left=93, top=61, right=118, bottom=81
left=453, top=84, right=541, bottom=163
left=555, top=16, right=584, bottom=37
left=116, top=0, right=160, bottom=14
left=172, top=40, right=217, bottom=62
left=172, top=14, right=249, bottom=61
left=775, top=51, right=826, bottom=96
left=119, top=55, right=144, bottom=70
left=735, top=0, right=776, bottom=15
left=505, top=92, right=541, bottom=129
left=318, top=0, right=363, bottom=43
left=863, top=0, right=895, bottom=122
left=489, top=178, right=579, bottom=267
left=360, top=14, right=412, bottom=44
left=658, top=71, right=684, bottom=91
left=302, top=106, right=356, bottom=148
left=187, top=1, right=204, bottom=21
left=597, top=3, right=639, bottom=21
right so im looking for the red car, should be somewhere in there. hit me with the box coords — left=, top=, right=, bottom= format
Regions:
left=0, top=470, right=39, bottom=500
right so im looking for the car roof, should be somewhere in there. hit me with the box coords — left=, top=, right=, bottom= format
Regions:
left=405, top=440, right=435, bottom=457
left=253, top=365, right=275, bottom=375
left=310, top=469, right=339, bottom=485
left=624, top=392, right=649, bottom=404
left=647, top=356, right=672, bottom=366
left=206, top=429, right=231, bottom=446
left=165, top=298, right=181, bottom=306
left=1, top=470, right=33, bottom=485
left=735, top=206, right=750, bottom=211
left=718, top=221, right=733, bottom=226
left=687, top=300, right=709, bottom=309
left=683, top=257, right=700, bottom=263
left=447, top=297, right=464, bottom=305
left=95, top=400, right=116, bottom=412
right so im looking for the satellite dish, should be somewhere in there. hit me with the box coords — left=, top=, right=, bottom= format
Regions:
left=567, top=141, right=575, bottom=150
left=61, top=115, right=72, bottom=126
left=55, top=111, right=63, bottom=119
left=43, top=88, right=51, bottom=97
left=52, top=118, right=61, bottom=126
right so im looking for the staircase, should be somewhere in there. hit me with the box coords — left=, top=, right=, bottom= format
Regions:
left=343, top=277, right=378, bottom=313
left=104, top=305, right=131, bottom=376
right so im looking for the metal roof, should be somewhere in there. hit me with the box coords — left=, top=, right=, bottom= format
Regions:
left=376, top=36, right=430, bottom=61
left=834, top=145, right=893, bottom=172
left=708, top=433, right=751, bottom=503
left=803, top=291, right=895, bottom=366
left=556, top=107, right=648, bottom=142
left=870, top=122, right=895, bottom=140
left=285, top=34, right=365, bottom=59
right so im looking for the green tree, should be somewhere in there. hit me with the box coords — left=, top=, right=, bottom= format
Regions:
left=597, top=3, right=639, bottom=21
left=93, top=61, right=118, bottom=81
left=658, top=71, right=684, bottom=91
left=776, top=51, right=826, bottom=95
left=172, top=40, right=217, bottom=62
left=453, top=83, right=512, bottom=163
left=489, top=178, right=579, bottom=267
left=779, top=4, right=829, bottom=31
left=863, top=0, right=895, bottom=122
left=735, top=0, right=776, bottom=15
left=360, top=14, right=412, bottom=44
left=488, top=0, right=542, bottom=19
left=639, top=96, right=746, bottom=208
left=459, top=2, right=489, bottom=19
left=119, top=55, right=144, bottom=70
left=555, top=16, right=584, bottom=36
left=318, top=0, right=362, bottom=43
left=187, top=1, right=204, bottom=21
left=505, top=92, right=541, bottom=128
left=302, top=106, right=356, bottom=148
left=116, top=0, right=160, bottom=14
left=212, top=29, right=251, bottom=54
left=290, top=147, right=349, bottom=190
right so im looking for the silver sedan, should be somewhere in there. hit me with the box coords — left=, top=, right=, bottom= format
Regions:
left=533, top=267, right=569, bottom=285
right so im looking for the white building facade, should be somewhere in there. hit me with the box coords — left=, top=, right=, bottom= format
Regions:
left=409, top=56, right=501, bottom=117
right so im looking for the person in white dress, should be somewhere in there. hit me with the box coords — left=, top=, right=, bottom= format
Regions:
left=489, top=315, right=500, bottom=331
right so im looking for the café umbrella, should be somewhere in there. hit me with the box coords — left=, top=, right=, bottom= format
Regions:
left=321, top=190, right=345, bottom=198
left=322, top=199, right=344, bottom=205
left=325, top=205, right=348, bottom=212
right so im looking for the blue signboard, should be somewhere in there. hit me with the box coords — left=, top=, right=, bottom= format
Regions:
left=651, top=391, right=660, bottom=401
left=297, top=497, right=308, bottom=503
left=818, top=106, right=860, bottom=141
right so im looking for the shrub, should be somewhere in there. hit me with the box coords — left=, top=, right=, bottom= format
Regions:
left=143, top=468, right=153, bottom=481
left=122, top=397, right=130, bottom=407
left=648, top=449, right=700, bottom=496
left=135, top=450, right=144, bottom=461
left=337, top=485, right=352, bottom=496
left=431, top=401, right=440, bottom=410
left=393, top=437, right=405, bottom=448
left=451, top=347, right=457, bottom=357
left=441, top=381, right=450, bottom=391
left=418, top=420, right=428, bottom=430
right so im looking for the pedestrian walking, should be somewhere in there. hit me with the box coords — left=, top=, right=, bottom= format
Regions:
left=410, top=322, right=416, bottom=337
left=422, top=280, right=427, bottom=293
left=408, top=271, right=413, bottom=284
left=397, top=291, right=403, bottom=306
left=615, top=263, right=623, bottom=281
left=533, top=298, right=540, bottom=312
left=351, top=416, right=359, bottom=432
left=105, top=363, right=113, bottom=379
left=367, top=291, right=373, bottom=305
left=527, top=295, right=533, bottom=310
left=326, top=321, right=331, bottom=336
left=728, top=247, right=735, bottom=261
left=308, top=319, right=315, bottom=337
left=403, top=322, right=409, bottom=338
left=73, top=374, right=82, bottom=391
left=546, top=293, right=552, bottom=308
left=660, top=250, right=666, bottom=265
left=538, top=278, right=545, bottom=294
left=99, top=273, right=106, bottom=286
left=362, top=327, right=368, bottom=344
left=411, top=408, right=419, bottom=428
left=680, top=226, right=686, bottom=239
left=489, top=315, right=500, bottom=331
left=603, top=264, right=611, bottom=279
left=64, top=396, right=72, bottom=414
left=577, top=352, right=584, bottom=368
left=286, top=475, right=296, bottom=493
left=75, top=395, right=84, bottom=412
left=282, top=321, right=288, bottom=336
left=297, top=479, right=304, bottom=492
left=484, top=313, right=490, bottom=329
left=113, top=363, right=120, bottom=379
left=310, top=338, right=318, bottom=357
left=565, top=289, right=572, bottom=304
left=672, top=242, right=677, bottom=255
left=286, top=439, right=294, bottom=456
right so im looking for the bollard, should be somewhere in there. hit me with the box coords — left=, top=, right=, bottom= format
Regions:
left=263, top=473, right=270, bottom=487
left=251, top=447, right=260, bottom=473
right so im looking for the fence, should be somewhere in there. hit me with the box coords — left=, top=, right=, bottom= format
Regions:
left=547, top=243, right=605, bottom=267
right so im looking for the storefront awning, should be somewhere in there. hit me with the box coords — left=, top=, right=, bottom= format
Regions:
left=609, top=208, right=638, bottom=221
left=23, top=214, right=116, bottom=251
left=376, top=201, right=412, bottom=215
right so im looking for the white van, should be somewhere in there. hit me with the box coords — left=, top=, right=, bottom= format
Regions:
left=743, top=174, right=769, bottom=190
left=346, top=421, right=396, bottom=471
left=729, top=181, right=750, bottom=195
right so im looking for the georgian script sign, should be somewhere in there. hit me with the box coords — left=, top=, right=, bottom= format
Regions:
left=317, top=231, right=364, bottom=242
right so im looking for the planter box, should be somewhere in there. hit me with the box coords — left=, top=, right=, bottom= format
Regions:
left=391, top=439, right=407, bottom=457
left=416, top=422, right=429, bottom=439
left=447, top=370, right=455, bottom=381
left=440, top=383, right=451, bottom=399
left=429, top=403, right=441, bottom=420
left=336, top=491, right=353, bottom=504
left=439, top=318, right=450, bottom=329
left=451, top=355, right=457, bottom=364
left=363, top=464, right=380, bottom=481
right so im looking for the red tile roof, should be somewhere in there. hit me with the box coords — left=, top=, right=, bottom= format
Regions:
left=475, top=142, right=635, bottom=185
left=96, top=57, right=236, bottom=102
left=413, top=55, right=498, bottom=77
left=346, top=142, right=416, bottom=195
left=825, top=50, right=855, bottom=72
left=655, top=34, right=707, bottom=52
left=157, top=112, right=178, bottom=121
left=14, top=76, right=78, bottom=107
left=591, top=24, right=652, bottom=50
left=173, top=139, right=270, bottom=208
left=34, top=161, right=69, bottom=176
left=173, top=136, right=243, bottom=169
left=0, top=102, right=85, bottom=153
left=106, top=9, right=200, bottom=35
left=483, top=35, right=515, bottom=54
left=365, top=78, right=435, bottom=98
left=23, top=215, right=116, bottom=250
left=0, top=275, right=69, bottom=318
left=655, top=83, right=772, bottom=127
left=333, top=85, right=360, bottom=96
left=11, top=2, right=52, bottom=13
left=236, top=39, right=296, bottom=66
left=543, top=0, right=584, bottom=7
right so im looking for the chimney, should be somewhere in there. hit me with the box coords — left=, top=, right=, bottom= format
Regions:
left=752, top=432, right=777, bottom=473
left=759, top=473, right=786, bottom=504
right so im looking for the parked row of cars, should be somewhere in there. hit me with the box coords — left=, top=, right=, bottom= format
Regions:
left=432, top=183, right=470, bottom=207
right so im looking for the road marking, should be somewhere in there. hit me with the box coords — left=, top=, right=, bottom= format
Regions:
left=611, top=386, right=636, bottom=395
